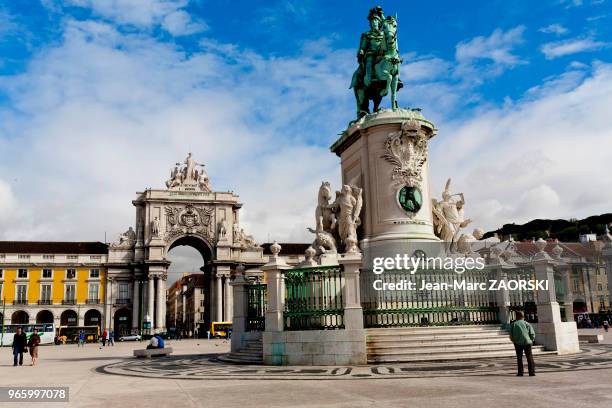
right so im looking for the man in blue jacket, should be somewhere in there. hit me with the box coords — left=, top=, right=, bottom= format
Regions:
left=509, top=311, right=536, bottom=376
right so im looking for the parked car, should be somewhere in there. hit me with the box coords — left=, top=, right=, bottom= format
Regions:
left=118, top=334, right=142, bottom=341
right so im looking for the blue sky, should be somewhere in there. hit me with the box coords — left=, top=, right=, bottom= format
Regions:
left=0, top=0, right=611, bottom=266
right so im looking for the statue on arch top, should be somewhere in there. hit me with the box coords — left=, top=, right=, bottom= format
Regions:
left=165, top=153, right=212, bottom=192
left=351, top=6, right=403, bottom=119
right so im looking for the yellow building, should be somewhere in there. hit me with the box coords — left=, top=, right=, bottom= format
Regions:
left=0, top=242, right=107, bottom=330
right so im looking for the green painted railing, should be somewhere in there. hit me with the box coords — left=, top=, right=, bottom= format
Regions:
left=247, top=284, right=267, bottom=332
left=361, top=268, right=499, bottom=327
left=284, top=266, right=344, bottom=331
left=507, top=266, right=538, bottom=323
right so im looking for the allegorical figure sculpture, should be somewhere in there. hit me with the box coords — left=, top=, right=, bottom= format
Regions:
left=351, top=6, right=403, bottom=118
left=165, top=153, right=212, bottom=192
left=308, top=182, right=363, bottom=255
left=151, top=217, right=160, bottom=237
left=432, top=178, right=472, bottom=253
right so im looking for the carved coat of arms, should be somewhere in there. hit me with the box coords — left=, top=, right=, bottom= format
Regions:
left=381, top=119, right=429, bottom=187
left=164, top=204, right=214, bottom=241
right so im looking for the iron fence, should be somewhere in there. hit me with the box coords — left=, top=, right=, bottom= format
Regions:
left=284, top=266, right=344, bottom=330
left=507, top=266, right=538, bottom=322
left=361, top=268, right=499, bottom=327
left=247, top=284, right=267, bottom=332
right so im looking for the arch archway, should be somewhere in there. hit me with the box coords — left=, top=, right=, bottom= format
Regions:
left=166, top=235, right=214, bottom=336
left=114, top=308, right=132, bottom=337
left=60, top=310, right=78, bottom=326
left=36, top=310, right=54, bottom=324
left=11, top=310, right=29, bottom=324
left=84, top=309, right=102, bottom=327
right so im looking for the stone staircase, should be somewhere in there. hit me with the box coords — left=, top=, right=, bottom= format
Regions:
left=218, top=338, right=263, bottom=364
left=367, top=325, right=548, bottom=363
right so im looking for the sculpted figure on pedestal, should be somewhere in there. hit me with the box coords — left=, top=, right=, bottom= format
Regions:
left=335, top=185, right=363, bottom=254
left=165, top=153, right=211, bottom=191
left=351, top=6, right=403, bottom=118
left=111, top=227, right=136, bottom=248
left=308, top=182, right=363, bottom=255
left=151, top=217, right=160, bottom=237
left=432, top=178, right=472, bottom=253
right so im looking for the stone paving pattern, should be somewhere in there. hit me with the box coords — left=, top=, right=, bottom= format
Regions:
left=1, top=331, right=612, bottom=408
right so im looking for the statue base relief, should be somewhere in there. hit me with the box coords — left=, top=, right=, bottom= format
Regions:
left=331, top=108, right=440, bottom=261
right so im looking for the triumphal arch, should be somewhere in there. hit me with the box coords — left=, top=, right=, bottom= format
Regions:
left=105, top=153, right=265, bottom=333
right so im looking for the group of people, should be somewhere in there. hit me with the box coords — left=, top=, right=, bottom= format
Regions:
left=11, top=327, right=41, bottom=367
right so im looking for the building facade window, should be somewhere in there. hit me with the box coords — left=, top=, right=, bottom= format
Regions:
left=42, top=269, right=52, bottom=279
left=118, top=283, right=129, bottom=300
left=42, top=255, right=54, bottom=260
left=598, top=284, right=603, bottom=291
left=66, top=269, right=76, bottom=279
left=67, top=255, right=78, bottom=260
left=18, top=254, right=30, bottom=260
left=90, top=269, right=100, bottom=278
left=200, top=312, right=205, bottom=321
left=41, top=284, right=52, bottom=302
left=0, top=269, right=3, bottom=278
left=200, top=299, right=205, bottom=307
left=65, top=284, right=76, bottom=301
left=16, top=284, right=27, bottom=303
left=88, top=283, right=99, bottom=300
left=573, top=280, right=580, bottom=292
left=18, top=269, right=28, bottom=278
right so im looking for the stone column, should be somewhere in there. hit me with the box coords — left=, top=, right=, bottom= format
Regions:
left=155, top=276, right=165, bottom=331
left=560, top=265, right=574, bottom=322
left=132, top=280, right=140, bottom=331
left=147, top=274, right=155, bottom=330
left=488, top=247, right=511, bottom=325
left=224, top=276, right=233, bottom=322
left=339, top=253, right=364, bottom=330
left=531, top=239, right=578, bottom=353
left=104, top=276, right=113, bottom=330
left=230, top=270, right=249, bottom=352
left=262, top=243, right=290, bottom=332
left=581, top=266, right=593, bottom=313
left=216, top=273, right=223, bottom=322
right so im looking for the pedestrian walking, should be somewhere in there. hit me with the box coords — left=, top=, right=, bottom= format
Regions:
left=509, top=311, right=536, bottom=376
left=28, top=331, right=41, bottom=366
left=603, top=319, right=609, bottom=333
left=12, top=327, right=27, bottom=367
left=102, top=329, right=108, bottom=347
left=109, top=330, right=115, bottom=346
left=78, top=330, right=85, bottom=347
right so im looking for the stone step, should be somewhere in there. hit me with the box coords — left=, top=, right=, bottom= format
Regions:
left=366, top=325, right=504, bottom=336
left=368, top=343, right=521, bottom=356
left=368, top=346, right=548, bottom=363
left=367, top=337, right=513, bottom=349
left=366, top=331, right=509, bottom=342
left=218, top=354, right=263, bottom=364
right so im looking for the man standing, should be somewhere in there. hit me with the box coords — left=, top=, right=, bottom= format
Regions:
left=510, top=311, right=536, bottom=376
left=12, top=327, right=27, bottom=366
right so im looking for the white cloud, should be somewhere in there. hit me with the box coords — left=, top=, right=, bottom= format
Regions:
left=539, top=23, right=568, bottom=35
left=541, top=37, right=607, bottom=59
left=455, top=26, right=526, bottom=65
left=0, top=18, right=349, bottom=244
left=60, top=0, right=207, bottom=36
left=430, top=62, right=612, bottom=231
left=454, top=26, right=527, bottom=82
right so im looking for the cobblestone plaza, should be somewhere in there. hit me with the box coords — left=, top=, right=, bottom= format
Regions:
left=1, top=336, right=612, bottom=407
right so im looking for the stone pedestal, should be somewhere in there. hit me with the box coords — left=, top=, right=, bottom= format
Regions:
left=531, top=245, right=579, bottom=354
left=331, top=109, right=440, bottom=264
left=230, top=274, right=249, bottom=353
